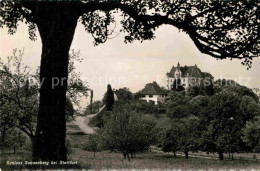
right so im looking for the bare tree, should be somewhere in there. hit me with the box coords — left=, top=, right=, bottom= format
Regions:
left=0, top=49, right=88, bottom=156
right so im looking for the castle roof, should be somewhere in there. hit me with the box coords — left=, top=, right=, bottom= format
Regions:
left=167, top=63, right=213, bottom=78
left=139, top=83, right=167, bottom=95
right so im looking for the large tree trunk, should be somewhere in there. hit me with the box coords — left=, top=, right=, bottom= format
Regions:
left=33, top=4, right=79, bottom=161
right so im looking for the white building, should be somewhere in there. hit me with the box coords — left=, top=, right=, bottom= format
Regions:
left=138, top=82, right=167, bottom=105
left=166, top=62, right=213, bottom=90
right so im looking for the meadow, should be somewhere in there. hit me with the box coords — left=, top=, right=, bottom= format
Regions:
left=66, top=120, right=260, bottom=170
left=1, top=119, right=259, bottom=170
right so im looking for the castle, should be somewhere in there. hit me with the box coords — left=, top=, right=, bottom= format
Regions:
left=166, top=62, right=213, bottom=90
left=137, top=63, right=213, bottom=105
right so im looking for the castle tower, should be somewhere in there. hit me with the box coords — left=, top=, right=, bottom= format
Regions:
left=175, top=62, right=182, bottom=78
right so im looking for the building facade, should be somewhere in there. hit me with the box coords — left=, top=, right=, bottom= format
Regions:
left=166, top=62, right=213, bottom=90
left=138, top=82, right=167, bottom=105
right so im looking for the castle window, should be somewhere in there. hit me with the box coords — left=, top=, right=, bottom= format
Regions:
left=149, top=95, right=153, bottom=98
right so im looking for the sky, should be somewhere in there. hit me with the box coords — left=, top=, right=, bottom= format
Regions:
left=0, top=21, right=259, bottom=107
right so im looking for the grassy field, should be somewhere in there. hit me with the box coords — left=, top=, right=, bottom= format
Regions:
left=66, top=120, right=260, bottom=170
left=1, top=119, right=260, bottom=170
left=68, top=149, right=260, bottom=170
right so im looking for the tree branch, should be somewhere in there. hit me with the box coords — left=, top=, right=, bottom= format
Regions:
left=14, top=3, right=34, bottom=22
left=76, top=1, right=184, bottom=29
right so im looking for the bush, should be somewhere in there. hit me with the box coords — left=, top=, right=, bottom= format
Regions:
left=131, top=101, right=159, bottom=115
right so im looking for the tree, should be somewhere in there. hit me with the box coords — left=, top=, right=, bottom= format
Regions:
left=65, top=98, right=75, bottom=121
left=188, top=95, right=209, bottom=116
left=214, top=79, right=259, bottom=102
left=133, top=92, right=142, bottom=100
left=67, top=50, right=89, bottom=112
left=114, top=87, right=132, bottom=101
left=242, top=116, right=260, bottom=155
left=187, top=80, right=214, bottom=97
left=165, top=91, right=190, bottom=120
left=84, top=133, right=101, bottom=158
left=159, top=127, right=178, bottom=157
left=200, top=89, right=260, bottom=160
left=90, top=90, right=93, bottom=113
left=160, top=118, right=200, bottom=159
left=100, top=102, right=157, bottom=160
left=187, top=85, right=202, bottom=97
left=0, top=128, right=28, bottom=154
left=1, top=0, right=258, bottom=161
left=203, top=82, right=214, bottom=96
left=0, top=50, right=40, bottom=153
left=85, top=100, right=103, bottom=115
left=106, top=84, right=115, bottom=111
left=0, top=49, right=87, bottom=157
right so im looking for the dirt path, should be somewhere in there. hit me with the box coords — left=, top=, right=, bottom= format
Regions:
left=74, top=114, right=97, bottom=134
left=74, top=105, right=105, bottom=134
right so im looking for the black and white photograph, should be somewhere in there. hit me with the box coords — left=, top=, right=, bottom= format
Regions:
left=0, top=0, right=259, bottom=170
